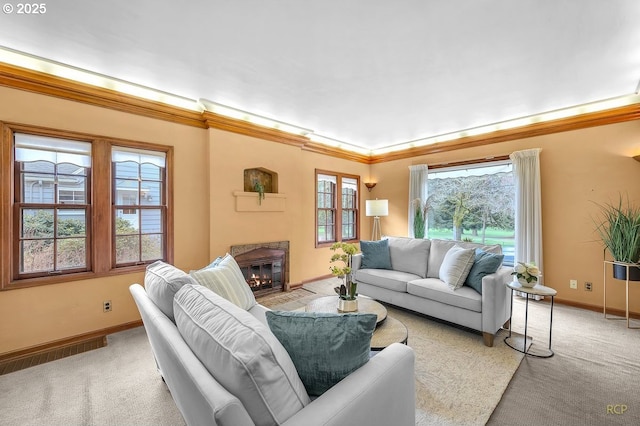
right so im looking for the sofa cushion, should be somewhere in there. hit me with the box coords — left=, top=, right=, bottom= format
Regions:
left=355, top=268, right=420, bottom=292
left=439, top=245, right=476, bottom=290
left=265, top=310, right=377, bottom=396
left=360, top=239, right=392, bottom=270
left=144, top=261, right=196, bottom=322
left=407, top=278, right=482, bottom=312
left=174, top=284, right=310, bottom=426
left=386, top=236, right=431, bottom=278
left=465, top=249, right=505, bottom=294
left=190, top=254, right=257, bottom=310
left=427, top=239, right=502, bottom=278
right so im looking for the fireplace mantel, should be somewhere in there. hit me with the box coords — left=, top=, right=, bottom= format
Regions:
left=233, top=191, right=286, bottom=212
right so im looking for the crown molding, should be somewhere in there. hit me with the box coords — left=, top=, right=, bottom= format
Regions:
left=301, top=141, right=371, bottom=164
left=369, top=103, right=640, bottom=164
left=1, top=62, right=639, bottom=165
left=0, top=63, right=206, bottom=128
left=202, top=110, right=309, bottom=148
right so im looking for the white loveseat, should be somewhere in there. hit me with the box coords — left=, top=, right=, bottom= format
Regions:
left=130, top=261, right=416, bottom=426
left=353, top=237, right=512, bottom=346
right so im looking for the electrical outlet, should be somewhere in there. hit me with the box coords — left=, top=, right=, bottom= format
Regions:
left=570, top=279, right=578, bottom=289
left=103, top=300, right=112, bottom=312
left=585, top=282, right=592, bottom=291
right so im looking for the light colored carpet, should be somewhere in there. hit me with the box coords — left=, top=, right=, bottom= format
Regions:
left=263, top=278, right=524, bottom=426
left=0, top=279, right=523, bottom=426
left=0, top=326, right=184, bottom=426
left=488, top=295, right=640, bottom=426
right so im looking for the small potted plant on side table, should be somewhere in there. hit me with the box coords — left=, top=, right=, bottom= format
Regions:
left=329, top=242, right=359, bottom=312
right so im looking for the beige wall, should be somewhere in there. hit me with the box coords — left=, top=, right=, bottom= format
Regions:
left=2, top=83, right=639, bottom=355
left=0, top=87, right=210, bottom=353
left=206, top=128, right=371, bottom=284
left=371, top=120, right=640, bottom=313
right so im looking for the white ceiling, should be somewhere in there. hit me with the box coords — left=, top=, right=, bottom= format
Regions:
left=1, top=0, right=639, bottom=150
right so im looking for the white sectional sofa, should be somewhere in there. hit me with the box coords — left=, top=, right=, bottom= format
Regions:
left=353, top=237, right=512, bottom=346
left=130, top=260, right=416, bottom=426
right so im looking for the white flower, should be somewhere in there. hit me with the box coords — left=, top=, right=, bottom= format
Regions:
left=512, top=261, right=540, bottom=283
left=527, top=266, right=540, bottom=276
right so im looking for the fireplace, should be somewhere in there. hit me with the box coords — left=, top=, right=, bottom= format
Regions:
left=231, top=241, right=289, bottom=296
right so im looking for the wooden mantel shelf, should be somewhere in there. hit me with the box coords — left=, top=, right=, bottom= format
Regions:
left=233, top=191, right=286, bottom=212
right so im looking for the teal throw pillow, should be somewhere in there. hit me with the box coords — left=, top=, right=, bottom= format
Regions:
left=360, top=239, right=392, bottom=270
left=265, top=310, right=377, bottom=396
left=464, top=249, right=505, bottom=294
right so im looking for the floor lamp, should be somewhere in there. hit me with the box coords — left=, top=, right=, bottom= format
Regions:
left=366, top=199, right=389, bottom=240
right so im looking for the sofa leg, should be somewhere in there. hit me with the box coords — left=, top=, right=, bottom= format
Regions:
left=503, top=319, right=511, bottom=330
left=483, top=332, right=494, bottom=347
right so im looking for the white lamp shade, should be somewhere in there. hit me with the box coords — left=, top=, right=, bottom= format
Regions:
left=366, top=199, right=389, bottom=217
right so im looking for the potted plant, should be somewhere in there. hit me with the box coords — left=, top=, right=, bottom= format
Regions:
left=329, top=242, right=359, bottom=312
left=594, top=195, right=640, bottom=280
left=412, top=197, right=430, bottom=239
left=511, top=261, right=540, bottom=287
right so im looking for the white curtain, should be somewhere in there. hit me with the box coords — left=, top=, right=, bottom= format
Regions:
left=510, top=148, right=543, bottom=283
left=408, top=164, right=428, bottom=237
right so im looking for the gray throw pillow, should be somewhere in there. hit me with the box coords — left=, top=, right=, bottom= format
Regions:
left=266, top=310, right=377, bottom=396
left=465, top=249, right=505, bottom=294
left=439, top=245, right=476, bottom=290
left=144, top=261, right=196, bottom=322
left=360, top=239, right=392, bottom=269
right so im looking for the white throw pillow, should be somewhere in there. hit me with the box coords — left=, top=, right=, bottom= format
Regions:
left=439, top=245, right=476, bottom=290
left=190, top=254, right=256, bottom=310
left=174, top=284, right=310, bottom=426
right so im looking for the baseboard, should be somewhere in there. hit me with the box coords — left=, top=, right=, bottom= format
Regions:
left=553, top=298, right=640, bottom=320
left=0, top=320, right=143, bottom=366
left=287, top=274, right=333, bottom=291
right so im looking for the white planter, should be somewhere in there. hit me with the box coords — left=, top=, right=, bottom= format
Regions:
left=338, top=298, right=358, bottom=312
left=518, top=277, right=536, bottom=288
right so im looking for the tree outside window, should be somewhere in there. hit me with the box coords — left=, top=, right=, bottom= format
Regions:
left=427, top=162, right=515, bottom=265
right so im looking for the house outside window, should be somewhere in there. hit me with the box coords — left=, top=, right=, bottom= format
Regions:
left=1, top=124, right=173, bottom=289
left=14, top=134, right=91, bottom=278
left=316, top=170, right=359, bottom=246
left=427, top=161, right=515, bottom=265
left=112, top=147, right=166, bottom=267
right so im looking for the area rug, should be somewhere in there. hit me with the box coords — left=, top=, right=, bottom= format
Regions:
left=263, top=280, right=525, bottom=426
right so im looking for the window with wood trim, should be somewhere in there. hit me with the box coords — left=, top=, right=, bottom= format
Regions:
left=0, top=123, right=173, bottom=289
left=112, top=148, right=166, bottom=267
left=14, top=134, right=92, bottom=278
left=315, top=170, right=359, bottom=246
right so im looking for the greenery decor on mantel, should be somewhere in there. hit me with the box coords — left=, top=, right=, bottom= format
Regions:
left=253, top=180, right=265, bottom=205
left=594, top=195, right=640, bottom=281
left=329, top=242, right=358, bottom=312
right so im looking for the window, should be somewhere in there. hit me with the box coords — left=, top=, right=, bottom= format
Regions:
left=112, top=148, right=166, bottom=266
left=1, top=124, right=173, bottom=289
left=427, top=161, right=515, bottom=265
left=316, top=170, right=359, bottom=246
left=14, top=134, right=91, bottom=278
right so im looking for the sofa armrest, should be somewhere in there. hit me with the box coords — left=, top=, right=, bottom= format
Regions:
left=282, top=343, right=415, bottom=426
left=481, top=266, right=512, bottom=335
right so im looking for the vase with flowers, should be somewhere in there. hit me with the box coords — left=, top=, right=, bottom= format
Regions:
left=329, top=242, right=359, bottom=312
left=511, top=261, right=540, bottom=288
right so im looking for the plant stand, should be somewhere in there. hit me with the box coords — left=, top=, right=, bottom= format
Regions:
left=603, top=260, right=640, bottom=329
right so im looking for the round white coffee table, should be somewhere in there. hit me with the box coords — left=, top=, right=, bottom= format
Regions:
left=305, top=296, right=408, bottom=350
left=504, top=282, right=557, bottom=358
